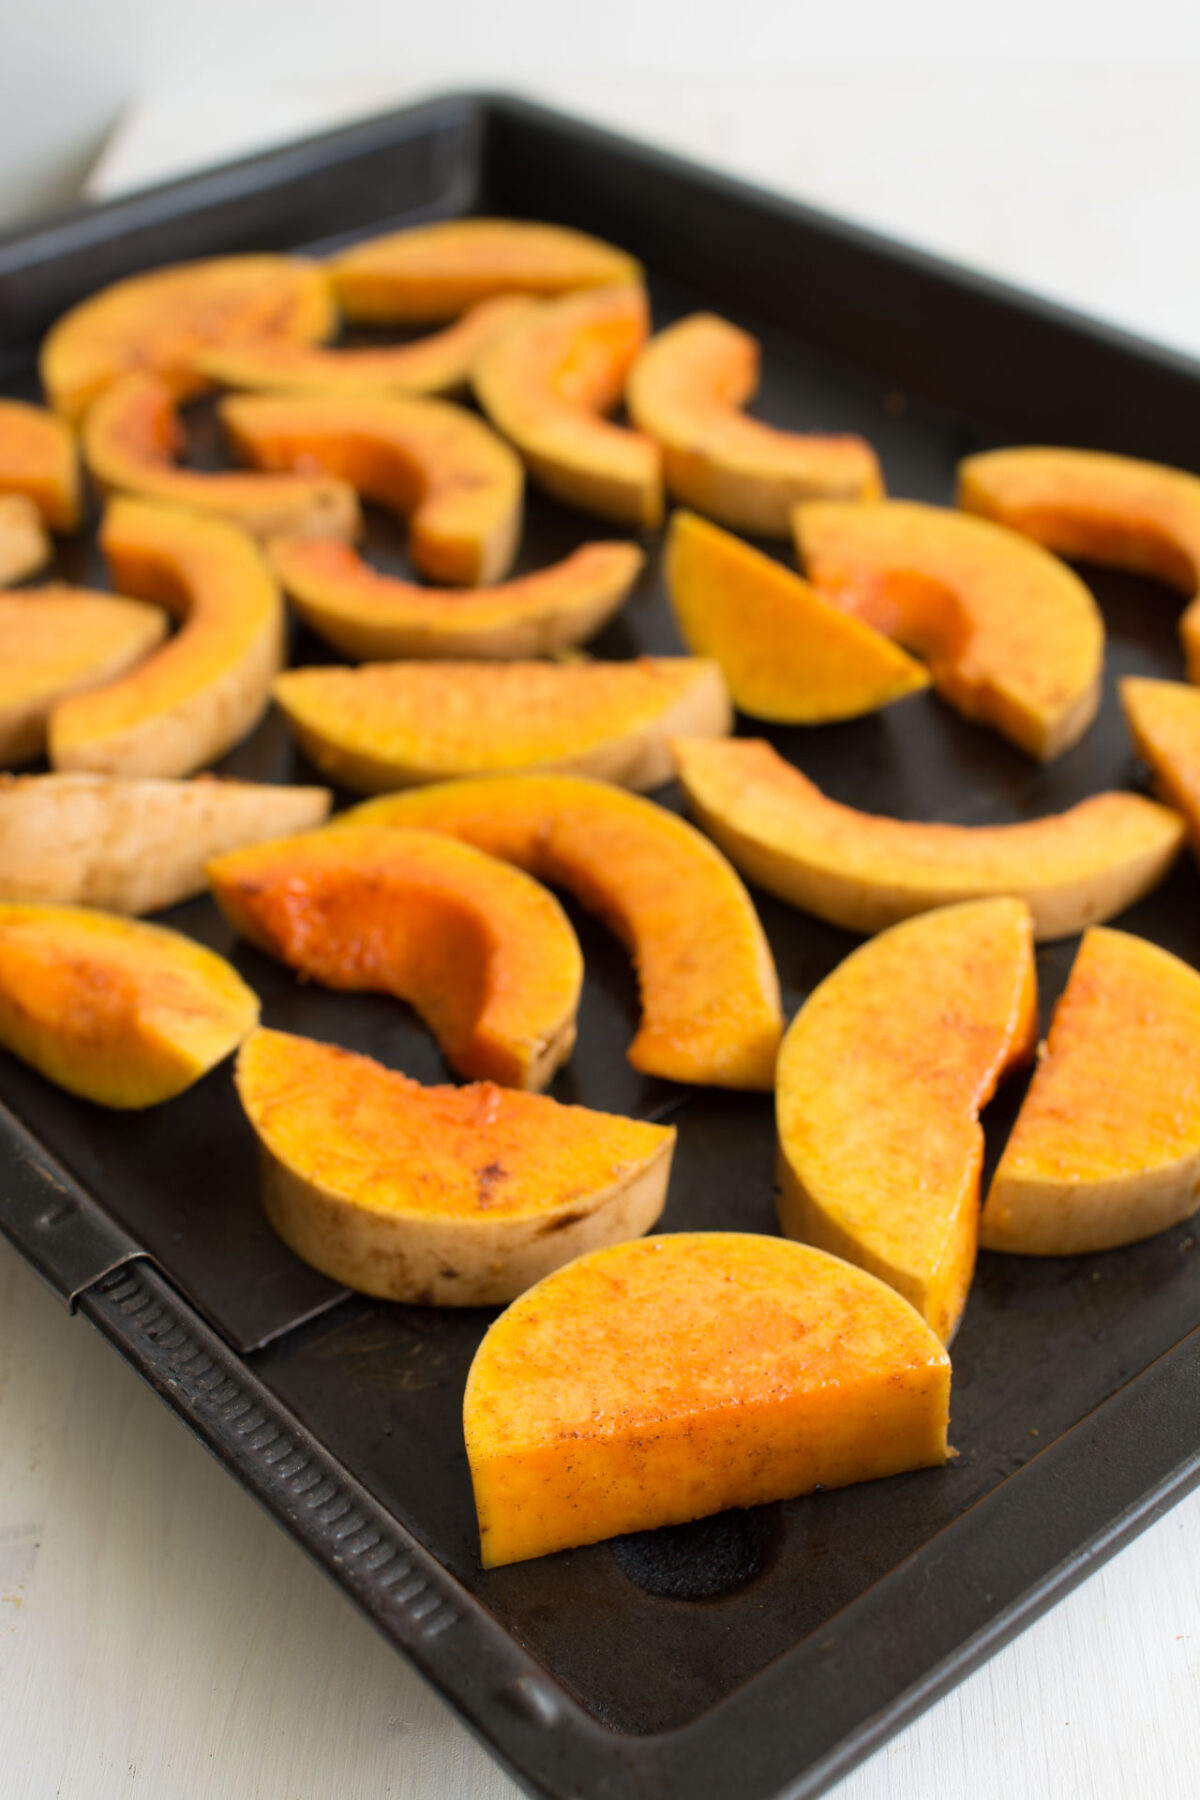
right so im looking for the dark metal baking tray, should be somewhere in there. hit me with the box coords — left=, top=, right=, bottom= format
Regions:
left=2, top=91, right=1200, bottom=1799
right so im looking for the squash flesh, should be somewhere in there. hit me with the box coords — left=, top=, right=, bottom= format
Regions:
left=0, top=496, right=51, bottom=587
left=1121, top=675, right=1200, bottom=850
left=0, top=399, right=82, bottom=530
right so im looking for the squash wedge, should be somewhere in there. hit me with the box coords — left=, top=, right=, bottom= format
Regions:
left=0, top=398, right=82, bottom=530
left=0, top=496, right=50, bottom=587
left=1121, top=674, right=1200, bottom=852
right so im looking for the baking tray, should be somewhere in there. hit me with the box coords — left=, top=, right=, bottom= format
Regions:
left=3, top=91, right=1200, bottom=1799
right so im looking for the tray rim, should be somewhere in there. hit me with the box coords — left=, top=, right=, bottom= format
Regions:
left=2, top=86, right=1200, bottom=1800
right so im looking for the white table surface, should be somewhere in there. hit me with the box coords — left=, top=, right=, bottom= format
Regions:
left=4, top=72, right=1200, bottom=1800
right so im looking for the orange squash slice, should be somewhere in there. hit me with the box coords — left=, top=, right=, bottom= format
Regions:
left=41, top=254, right=336, bottom=425
left=268, top=536, right=642, bottom=660
left=959, top=446, right=1200, bottom=682
left=329, top=218, right=641, bottom=324
left=464, top=1232, right=951, bottom=1566
left=982, top=929, right=1200, bottom=1254
left=664, top=509, right=928, bottom=720
left=1121, top=675, right=1200, bottom=851
left=0, top=903, right=257, bottom=1106
left=82, top=374, right=359, bottom=542
left=777, top=899, right=1036, bottom=1340
left=673, top=737, right=1184, bottom=941
left=0, top=586, right=167, bottom=765
left=793, top=499, right=1104, bottom=760
left=0, top=497, right=50, bottom=587
left=208, top=826, right=582, bottom=1090
left=274, top=657, right=730, bottom=794
left=473, top=285, right=662, bottom=527
left=49, top=498, right=286, bottom=778
left=340, top=773, right=783, bottom=1089
left=236, top=1027, right=675, bottom=1304
left=628, top=314, right=883, bottom=533
left=193, top=295, right=537, bottom=398
left=0, top=772, right=330, bottom=914
left=221, top=391, right=523, bottom=585
left=0, top=399, right=82, bottom=531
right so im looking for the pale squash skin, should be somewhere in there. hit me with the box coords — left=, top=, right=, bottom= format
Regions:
left=339, top=773, right=783, bottom=1091
left=0, top=496, right=51, bottom=588
left=959, top=446, right=1200, bottom=682
left=473, top=285, right=663, bottom=528
left=673, top=737, right=1185, bottom=942
left=982, top=928, right=1200, bottom=1255
left=464, top=1233, right=950, bottom=1567
left=209, top=826, right=584, bottom=1092
left=628, top=314, right=883, bottom=533
left=793, top=498, right=1104, bottom=761
left=0, top=903, right=258, bottom=1107
left=663, top=508, right=928, bottom=721
left=776, top=898, right=1037, bottom=1342
left=0, top=399, right=82, bottom=531
left=236, top=1029, right=675, bottom=1304
left=273, top=657, right=732, bottom=795
left=328, top=219, right=641, bottom=324
left=0, top=773, right=330, bottom=914
left=268, top=536, right=643, bottom=661
left=83, top=374, right=360, bottom=543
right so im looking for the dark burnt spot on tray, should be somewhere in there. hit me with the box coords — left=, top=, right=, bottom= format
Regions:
left=610, top=1505, right=782, bottom=1601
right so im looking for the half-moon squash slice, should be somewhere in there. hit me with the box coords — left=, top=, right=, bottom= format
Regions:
left=1121, top=674, right=1200, bottom=851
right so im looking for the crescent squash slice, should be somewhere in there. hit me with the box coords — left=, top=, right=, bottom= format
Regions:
left=0, top=399, right=83, bottom=531
left=472, top=285, right=663, bottom=527
left=82, top=374, right=359, bottom=542
left=0, top=586, right=167, bottom=765
left=776, top=898, right=1037, bottom=1341
left=981, top=929, right=1200, bottom=1256
left=208, top=826, right=583, bottom=1091
left=0, top=772, right=330, bottom=914
left=0, top=497, right=51, bottom=587
left=464, top=1232, right=951, bottom=1566
left=628, top=314, right=883, bottom=533
left=235, top=1027, right=675, bottom=1304
left=48, top=498, right=286, bottom=778
left=1121, top=674, right=1200, bottom=852
left=793, top=499, right=1104, bottom=761
left=959, top=446, right=1200, bottom=682
left=274, top=657, right=731, bottom=794
left=664, top=508, right=928, bottom=721
left=41, top=253, right=336, bottom=424
left=0, top=903, right=258, bottom=1107
left=672, top=737, right=1185, bottom=941
left=221, top=391, right=523, bottom=586
left=329, top=218, right=641, bottom=324
left=339, top=773, right=783, bottom=1090
left=268, top=535, right=643, bottom=661
left=193, top=296, right=537, bottom=398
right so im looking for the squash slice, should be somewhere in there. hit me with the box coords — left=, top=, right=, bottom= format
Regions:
left=0, top=586, right=167, bottom=765
left=664, top=508, right=928, bottom=720
left=0, top=496, right=50, bottom=587
left=222, top=391, right=523, bottom=585
left=269, top=536, right=642, bottom=660
left=41, top=253, right=336, bottom=424
left=959, top=446, right=1200, bottom=682
left=0, top=772, right=330, bottom=913
left=0, top=903, right=257, bottom=1106
left=777, top=898, right=1036, bottom=1341
left=209, top=826, right=583, bottom=1090
left=193, top=296, right=536, bottom=398
left=236, top=1027, right=675, bottom=1303
left=673, top=737, right=1184, bottom=941
left=793, top=499, right=1104, bottom=760
left=473, top=285, right=662, bottom=527
left=49, top=499, right=286, bottom=778
left=274, top=657, right=730, bottom=794
left=329, top=218, right=641, bottom=324
left=0, top=398, right=82, bottom=530
left=82, top=374, right=359, bottom=542
left=628, top=314, right=882, bottom=533
left=340, top=773, right=783, bottom=1089
left=1121, top=675, right=1200, bottom=851
left=982, top=928, right=1200, bottom=1255
left=464, top=1232, right=950, bottom=1566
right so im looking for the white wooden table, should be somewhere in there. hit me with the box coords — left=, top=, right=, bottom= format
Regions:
left=3, top=72, right=1200, bottom=1799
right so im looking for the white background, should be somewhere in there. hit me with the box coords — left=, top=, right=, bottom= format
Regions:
left=3, top=4, right=1200, bottom=1796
